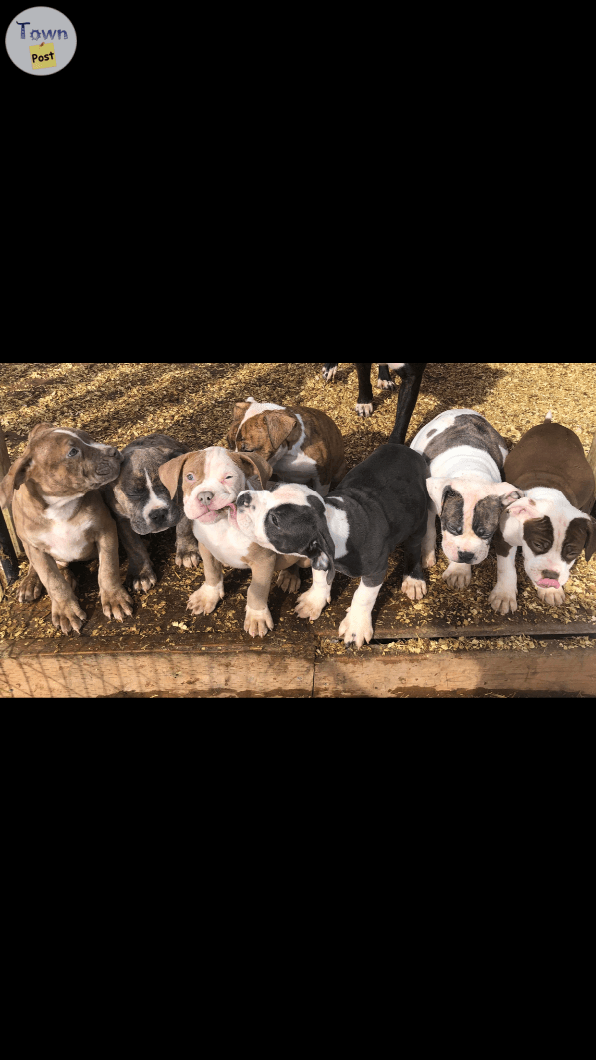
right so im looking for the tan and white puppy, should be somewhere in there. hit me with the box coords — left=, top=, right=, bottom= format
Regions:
left=0, top=424, right=133, bottom=634
left=410, top=410, right=521, bottom=589
left=227, top=397, right=347, bottom=497
left=159, top=446, right=309, bottom=637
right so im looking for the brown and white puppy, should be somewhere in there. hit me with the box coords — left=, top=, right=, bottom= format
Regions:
left=0, top=424, right=133, bottom=634
left=490, top=416, right=596, bottom=613
left=227, top=397, right=346, bottom=496
left=159, top=446, right=309, bottom=637
left=102, top=433, right=201, bottom=592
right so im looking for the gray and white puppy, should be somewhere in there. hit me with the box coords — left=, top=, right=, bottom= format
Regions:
left=410, top=409, right=522, bottom=589
left=103, top=433, right=200, bottom=591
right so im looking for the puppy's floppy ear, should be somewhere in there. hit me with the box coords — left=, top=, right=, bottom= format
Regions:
left=226, top=402, right=251, bottom=449
left=228, top=451, right=272, bottom=489
left=426, top=478, right=451, bottom=512
left=263, top=411, right=297, bottom=451
left=158, top=453, right=189, bottom=500
left=505, top=497, right=542, bottom=523
left=585, top=516, right=596, bottom=562
left=0, top=451, right=33, bottom=507
left=27, top=422, right=56, bottom=442
left=497, top=485, right=525, bottom=506
left=305, top=496, right=336, bottom=584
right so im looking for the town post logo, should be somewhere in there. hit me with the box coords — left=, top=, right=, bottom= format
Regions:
left=6, top=6, right=76, bottom=75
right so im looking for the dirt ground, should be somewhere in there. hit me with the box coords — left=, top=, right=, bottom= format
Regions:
left=0, top=362, right=594, bottom=696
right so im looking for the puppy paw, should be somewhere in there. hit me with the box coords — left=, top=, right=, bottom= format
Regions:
left=443, top=563, right=472, bottom=590
left=101, top=586, right=134, bottom=622
left=402, top=576, right=427, bottom=601
left=377, top=378, right=396, bottom=391
left=17, top=568, right=44, bottom=603
left=128, top=565, right=157, bottom=593
left=176, top=546, right=201, bottom=569
left=489, top=586, right=518, bottom=614
left=422, top=549, right=437, bottom=569
left=51, top=598, right=87, bottom=635
left=536, top=585, right=567, bottom=607
left=338, top=608, right=374, bottom=648
left=322, top=366, right=338, bottom=382
left=356, top=402, right=374, bottom=418
left=295, top=586, right=330, bottom=622
left=277, top=566, right=301, bottom=593
left=187, top=582, right=224, bottom=616
left=244, top=605, right=274, bottom=638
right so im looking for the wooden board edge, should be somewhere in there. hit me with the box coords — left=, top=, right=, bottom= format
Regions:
left=314, top=643, right=596, bottom=697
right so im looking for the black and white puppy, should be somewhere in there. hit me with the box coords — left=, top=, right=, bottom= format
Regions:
left=103, top=433, right=200, bottom=591
left=322, top=362, right=427, bottom=444
left=410, top=410, right=521, bottom=589
left=234, top=443, right=429, bottom=647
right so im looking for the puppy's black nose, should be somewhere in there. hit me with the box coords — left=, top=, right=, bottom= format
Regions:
left=458, top=551, right=475, bottom=563
left=198, top=491, right=214, bottom=506
left=542, top=569, right=559, bottom=580
left=237, top=492, right=252, bottom=508
left=150, top=508, right=168, bottom=525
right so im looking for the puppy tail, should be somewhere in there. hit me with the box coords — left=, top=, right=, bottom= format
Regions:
left=544, top=411, right=554, bottom=423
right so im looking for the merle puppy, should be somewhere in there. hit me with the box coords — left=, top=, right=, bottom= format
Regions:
left=234, top=442, right=429, bottom=647
left=103, top=433, right=200, bottom=591
left=322, top=362, right=427, bottom=443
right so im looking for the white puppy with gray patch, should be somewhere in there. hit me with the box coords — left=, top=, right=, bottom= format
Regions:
left=410, top=409, right=522, bottom=589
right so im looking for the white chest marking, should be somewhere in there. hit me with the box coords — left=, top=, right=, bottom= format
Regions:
left=325, top=501, right=350, bottom=559
left=192, top=517, right=252, bottom=569
left=32, top=509, right=96, bottom=562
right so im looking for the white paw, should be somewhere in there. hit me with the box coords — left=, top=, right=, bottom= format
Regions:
left=130, top=568, right=157, bottom=593
left=322, top=366, right=338, bottom=382
left=187, top=581, right=224, bottom=616
left=489, top=586, right=518, bottom=614
left=536, top=585, right=567, bottom=607
left=338, top=608, right=374, bottom=647
left=244, top=605, right=274, bottom=638
left=377, top=378, right=396, bottom=391
left=356, top=402, right=374, bottom=418
left=402, top=576, right=427, bottom=601
left=295, top=586, right=330, bottom=622
left=422, top=549, right=437, bottom=569
left=443, top=563, right=472, bottom=590
left=176, top=548, right=201, bottom=569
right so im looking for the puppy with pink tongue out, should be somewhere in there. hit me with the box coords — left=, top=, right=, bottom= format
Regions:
left=159, top=446, right=309, bottom=637
left=490, top=415, right=596, bottom=614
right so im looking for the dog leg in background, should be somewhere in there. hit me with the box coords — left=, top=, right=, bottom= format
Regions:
left=388, top=364, right=426, bottom=445
left=421, top=507, right=438, bottom=569
left=489, top=533, right=519, bottom=615
left=175, top=515, right=201, bottom=569
left=322, top=362, right=339, bottom=382
left=338, top=574, right=384, bottom=647
left=376, top=364, right=396, bottom=391
left=355, top=362, right=374, bottom=417
left=187, top=543, right=225, bottom=616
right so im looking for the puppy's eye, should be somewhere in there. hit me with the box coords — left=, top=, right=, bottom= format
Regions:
left=270, top=514, right=280, bottom=527
left=226, top=475, right=233, bottom=480
left=68, top=447, right=80, bottom=458
left=187, top=473, right=195, bottom=481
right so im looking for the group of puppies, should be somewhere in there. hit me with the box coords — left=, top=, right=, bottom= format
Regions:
left=0, top=387, right=595, bottom=646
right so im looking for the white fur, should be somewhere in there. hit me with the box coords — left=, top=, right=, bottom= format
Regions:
left=31, top=495, right=96, bottom=563
left=54, top=429, right=113, bottom=452
left=142, top=469, right=169, bottom=523
left=338, top=580, right=382, bottom=646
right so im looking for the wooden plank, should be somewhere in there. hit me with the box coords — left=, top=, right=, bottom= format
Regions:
left=0, top=635, right=316, bottom=699
left=314, top=643, right=596, bottom=698
left=0, top=425, right=25, bottom=560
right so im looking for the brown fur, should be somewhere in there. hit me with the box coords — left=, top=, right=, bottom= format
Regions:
left=504, top=422, right=595, bottom=513
left=228, top=403, right=346, bottom=490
